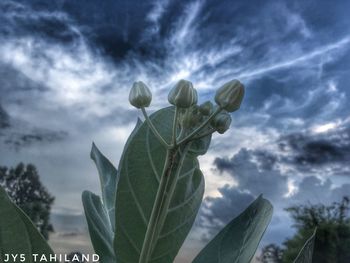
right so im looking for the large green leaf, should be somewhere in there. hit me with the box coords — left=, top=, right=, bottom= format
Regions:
left=90, top=118, right=142, bottom=228
left=84, top=119, right=142, bottom=262
left=192, top=195, right=273, bottom=263
left=114, top=107, right=209, bottom=263
left=293, top=229, right=316, bottom=263
left=82, top=191, right=115, bottom=263
left=0, top=186, right=56, bottom=263
left=82, top=119, right=142, bottom=263
left=90, top=142, right=119, bottom=228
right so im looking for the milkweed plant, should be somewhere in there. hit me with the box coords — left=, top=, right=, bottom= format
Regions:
left=0, top=79, right=316, bottom=263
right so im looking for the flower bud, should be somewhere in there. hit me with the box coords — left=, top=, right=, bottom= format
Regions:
left=129, top=81, right=152, bottom=108
left=168, top=79, right=197, bottom=108
left=214, top=80, right=244, bottom=112
left=180, top=105, right=200, bottom=128
left=199, top=101, right=213, bottom=116
left=211, top=112, right=232, bottom=134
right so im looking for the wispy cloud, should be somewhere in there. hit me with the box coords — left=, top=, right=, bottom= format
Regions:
left=235, top=37, right=350, bottom=81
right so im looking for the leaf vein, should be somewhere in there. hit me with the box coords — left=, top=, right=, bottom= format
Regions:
left=119, top=222, right=141, bottom=255
left=168, top=175, right=203, bottom=212
left=146, top=127, right=160, bottom=183
left=125, top=155, right=148, bottom=226
left=158, top=197, right=201, bottom=239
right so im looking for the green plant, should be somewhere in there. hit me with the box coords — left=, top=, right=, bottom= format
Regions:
left=0, top=79, right=316, bottom=263
left=284, top=197, right=349, bottom=263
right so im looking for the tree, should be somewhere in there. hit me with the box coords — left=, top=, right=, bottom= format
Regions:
left=259, top=197, right=350, bottom=263
left=259, top=244, right=283, bottom=263
left=0, top=163, right=55, bottom=240
left=283, top=197, right=350, bottom=263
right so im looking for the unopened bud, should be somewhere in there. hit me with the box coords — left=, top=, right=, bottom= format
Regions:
left=215, top=80, right=244, bottom=112
left=129, top=81, right=152, bottom=108
left=199, top=101, right=213, bottom=116
left=211, top=112, right=232, bottom=134
left=168, top=79, right=197, bottom=108
left=180, top=105, right=199, bottom=128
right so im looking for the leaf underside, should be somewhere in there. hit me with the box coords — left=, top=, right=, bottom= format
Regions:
left=84, top=120, right=142, bottom=263
left=192, top=195, right=273, bottom=263
left=0, top=186, right=56, bottom=263
left=82, top=191, right=115, bottom=263
left=90, top=142, right=119, bottom=228
left=114, top=107, right=211, bottom=263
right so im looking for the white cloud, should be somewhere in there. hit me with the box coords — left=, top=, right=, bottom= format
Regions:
left=235, top=37, right=350, bottom=81
left=170, top=0, right=204, bottom=45
left=147, top=0, right=170, bottom=24
left=311, top=121, right=341, bottom=134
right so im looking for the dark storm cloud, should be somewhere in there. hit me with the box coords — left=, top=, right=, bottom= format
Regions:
left=290, top=176, right=350, bottom=205
left=202, top=186, right=255, bottom=226
left=0, top=0, right=80, bottom=44
left=3, top=102, right=67, bottom=151
left=0, top=0, right=136, bottom=149
left=0, top=104, right=10, bottom=129
left=3, top=129, right=68, bottom=150
left=214, top=148, right=288, bottom=200
left=292, top=176, right=332, bottom=203
left=330, top=184, right=350, bottom=202
left=198, top=123, right=350, bottom=242
left=279, top=125, right=350, bottom=171
left=6, top=0, right=348, bottom=98
left=56, top=0, right=158, bottom=58
left=0, top=64, right=48, bottom=98
left=9, top=0, right=348, bottom=66
left=196, top=147, right=288, bottom=242
left=196, top=186, right=255, bottom=241
left=0, top=64, right=69, bottom=149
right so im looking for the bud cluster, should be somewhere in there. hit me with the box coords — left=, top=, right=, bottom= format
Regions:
left=128, top=78, right=245, bottom=147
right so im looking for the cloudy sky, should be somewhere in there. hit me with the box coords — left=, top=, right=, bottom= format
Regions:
left=0, top=0, right=350, bottom=262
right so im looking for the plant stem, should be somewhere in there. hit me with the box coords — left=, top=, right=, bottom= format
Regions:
left=191, top=128, right=216, bottom=141
left=149, top=145, right=190, bottom=253
left=176, top=108, right=189, bottom=141
left=172, top=107, right=179, bottom=146
left=141, top=107, right=170, bottom=149
left=177, top=107, right=222, bottom=145
left=138, top=148, right=176, bottom=263
left=177, top=128, right=185, bottom=141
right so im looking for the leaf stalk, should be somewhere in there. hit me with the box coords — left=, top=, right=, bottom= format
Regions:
left=177, top=107, right=222, bottom=145
left=141, top=107, right=171, bottom=149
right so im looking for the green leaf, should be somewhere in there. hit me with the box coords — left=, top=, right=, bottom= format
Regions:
left=0, top=186, right=56, bottom=262
left=188, top=128, right=212, bottom=156
left=114, top=107, right=208, bottom=263
left=82, top=191, right=115, bottom=263
left=90, top=142, right=118, bottom=228
left=84, top=119, right=142, bottom=262
left=293, top=229, right=316, bottom=263
left=192, top=195, right=273, bottom=263
left=90, top=118, right=142, bottom=228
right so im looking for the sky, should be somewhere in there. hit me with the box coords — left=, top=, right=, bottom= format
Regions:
left=0, top=0, right=350, bottom=262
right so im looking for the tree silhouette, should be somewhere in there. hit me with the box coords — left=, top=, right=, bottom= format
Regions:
left=0, top=163, right=54, bottom=240
left=259, top=197, right=350, bottom=263
left=258, top=244, right=283, bottom=263
left=283, top=196, right=350, bottom=263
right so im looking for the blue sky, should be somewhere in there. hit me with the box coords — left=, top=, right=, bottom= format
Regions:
left=0, top=0, right=350, bottom=262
